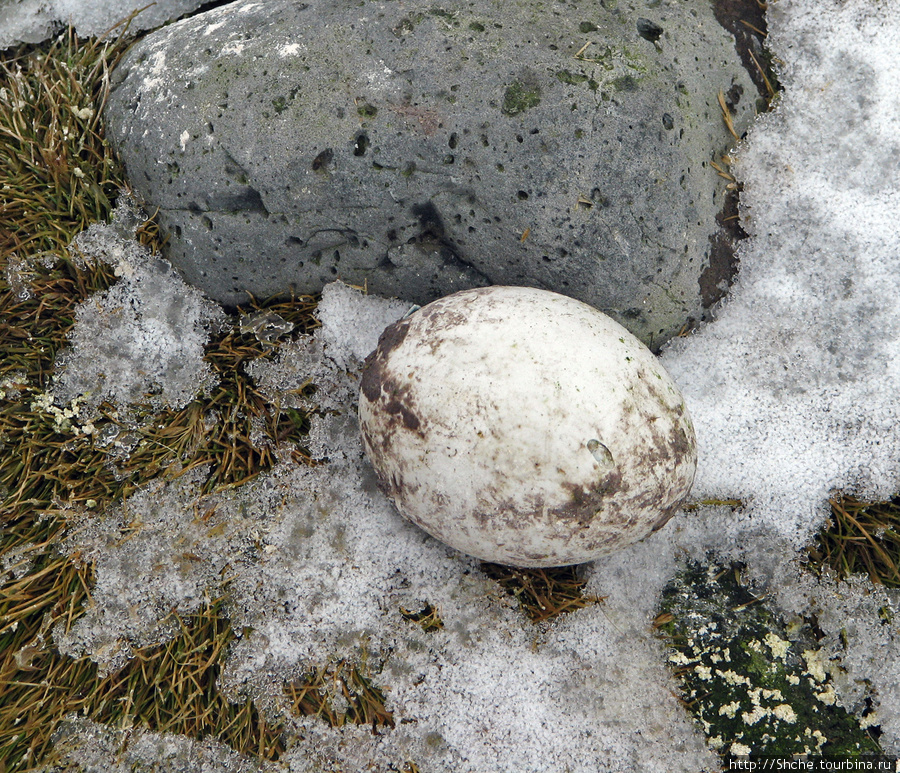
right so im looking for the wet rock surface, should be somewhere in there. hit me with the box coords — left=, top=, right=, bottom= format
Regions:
left=105, top=0, right=757, bottom=347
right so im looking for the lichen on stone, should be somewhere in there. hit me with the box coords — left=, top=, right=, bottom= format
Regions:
left=658, top=560, right=883, bottom=758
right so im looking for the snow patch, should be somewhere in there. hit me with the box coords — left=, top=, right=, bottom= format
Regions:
left=662, top=0, right=900, bottom=549
left=52, top=197, right=225, bottom=416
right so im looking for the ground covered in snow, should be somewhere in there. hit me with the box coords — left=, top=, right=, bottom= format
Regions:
left=26, top=0, right=900, bottom=770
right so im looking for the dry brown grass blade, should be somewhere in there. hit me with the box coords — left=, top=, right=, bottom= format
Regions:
left=710, top=159, right=737, bottom=182
left=286, top=659, right=395, bottom=733
left=717, top=91, right=740, bottom=142
left=681, top=498, right=743, bottom=512
left=740, top=18, right=767, bottom=37
left=480, top=563, right=606, bottom=624
left=749, top=49, right=777, bottom=101
left=807, top=495, right=900, bottom=587
left=400, top=602, right=444, bottom=632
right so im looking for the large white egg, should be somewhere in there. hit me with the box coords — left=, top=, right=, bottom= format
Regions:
left=358, top=286, right=696, bottom=567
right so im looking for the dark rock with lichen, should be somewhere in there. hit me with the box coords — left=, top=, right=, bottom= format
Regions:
left=104, top=0, right=757, bottom=347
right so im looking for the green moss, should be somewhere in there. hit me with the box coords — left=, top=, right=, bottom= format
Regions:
left=428, top=7, right=458, bottom=25
left=658, top=561, right=882, bottom=758
left=501, top=80, right=542, bottom=116
left=611, top=74, right=638, bottom=92
left=556, top=69, right=589, bottom=86
left=393, top=14, right=424, bottom=35
left=623, top=51, right=650, bottom=75
left=357, top=101, right=378, bottom=119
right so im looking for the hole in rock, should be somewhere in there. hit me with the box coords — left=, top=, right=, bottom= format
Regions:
left=312, top=148, right=334, bottom=171
left=636, top=18, right=664, bottom=42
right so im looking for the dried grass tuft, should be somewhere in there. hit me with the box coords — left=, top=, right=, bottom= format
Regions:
left=808, top=495, right=900, bottom=588
left=481, top=563, right=606, bottom=624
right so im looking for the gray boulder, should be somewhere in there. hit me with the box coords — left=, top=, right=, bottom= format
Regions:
left=0, top=0, right=210, bottom=50
left=105, top=0, right=756, bottom=347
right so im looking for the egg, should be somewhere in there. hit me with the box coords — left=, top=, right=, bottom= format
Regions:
left=358, top=286, right=697, bottom=567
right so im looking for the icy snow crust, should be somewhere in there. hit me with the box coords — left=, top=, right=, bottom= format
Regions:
left=662, top=0, right=900, bottom=545
left=54, top=202, right=225, bottom=416
left=46, top=0, right=900, bottom=769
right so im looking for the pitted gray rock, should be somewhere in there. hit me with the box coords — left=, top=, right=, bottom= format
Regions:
left=104, top=0, right=756, bottom=347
